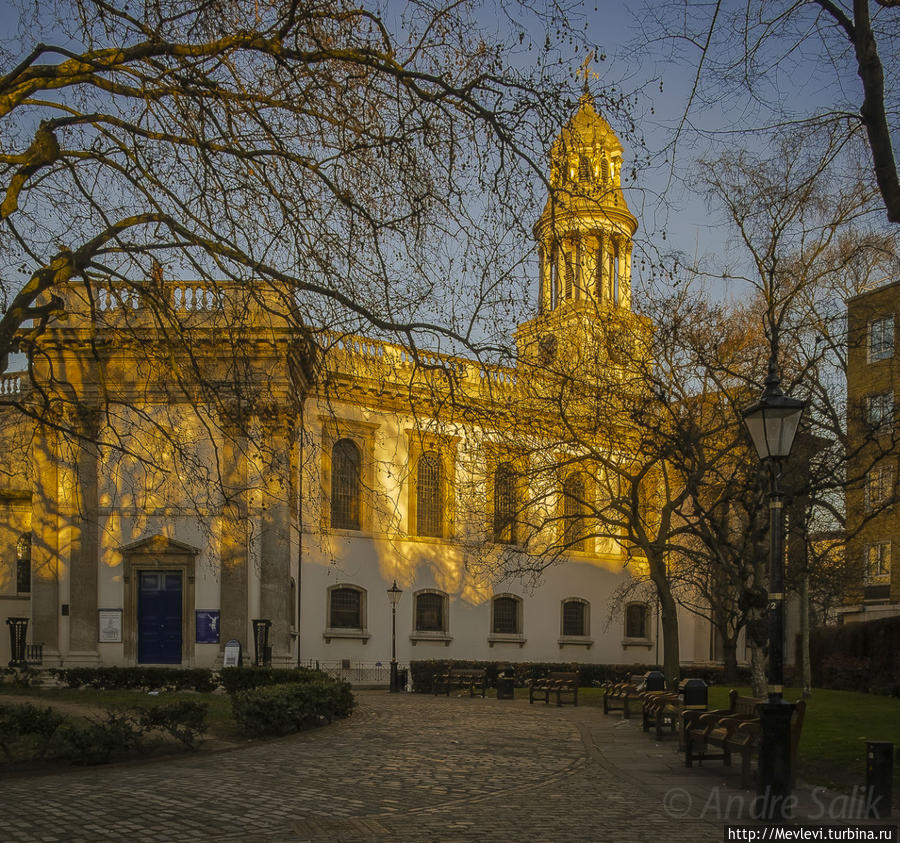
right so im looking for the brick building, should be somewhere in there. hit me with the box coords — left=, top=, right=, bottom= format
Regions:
left=843, top=280, right=900, bottom=621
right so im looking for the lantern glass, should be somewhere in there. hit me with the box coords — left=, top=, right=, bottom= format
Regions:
left=387, top=580, right=402, bottom=606
left=743, top=396, right=804, bottom=461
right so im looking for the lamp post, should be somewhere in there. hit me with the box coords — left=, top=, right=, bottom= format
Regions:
left=742, top=359, right=805, bottom=817
left=387, top=579, right=402, bottom=692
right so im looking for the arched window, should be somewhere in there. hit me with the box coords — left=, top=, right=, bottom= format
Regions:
left=329, top=586, right=364, bottom=630
left=416, top=451, right=443, bottom=538
left=578, top=155, right=591, bottom=182
left=493, top=463, right=518, bottom=545
left=601, top=157, right=610, bottom=183
left=415, top=591, right=447, bottom=632
left=16, top=533, right=31, bottom=594
left=563, top=473, right=587, bottom=551
left=491, top=595, right=522, bottom=635
left=331, top=438, right=361, bottom=530
left=625, top=603, right=650, bottom=639
left=562, top=598, right=588, bottom=637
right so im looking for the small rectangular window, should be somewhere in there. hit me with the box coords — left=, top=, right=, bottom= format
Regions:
left=867, top=392, right=894, bottom=431
left=330, top=588, right=362, bottom=629
left=492, top=597, right=520, bottom=635
left=869, top=316, right=894, bottom=362
left=865, top=465, right=894, bottom=511
left=625, top=603, right=649, bottom=639
left=562, top=601, right=586, bottom=636
left=415, top=593, right=445, bottom=632
left=865, top=542, right=891, bottom=584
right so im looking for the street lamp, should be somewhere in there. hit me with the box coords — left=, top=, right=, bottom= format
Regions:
left=386, top=579, right=402, bottom=692
left=743, top=360, right=805, bottom=816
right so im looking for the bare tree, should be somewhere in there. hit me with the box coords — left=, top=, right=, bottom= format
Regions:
left=638, top=0, right=900, bottom=223
left=692, top=124, right=900, bottom=694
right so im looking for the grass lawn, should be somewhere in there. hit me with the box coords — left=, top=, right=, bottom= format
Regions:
left=706, top=686, right=900, bottom=793
left=506, top=684, right=899, bottom=794
left=0, top=686, right=240, bottom=739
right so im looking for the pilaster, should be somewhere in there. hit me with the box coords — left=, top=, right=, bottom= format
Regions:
left=29, top=422, right=59, bottom=660
left=258, top=414, right=294, bottom=663
left=220, top=414, right=249, bottom=652
left=67, top=409, right=100, bottom=661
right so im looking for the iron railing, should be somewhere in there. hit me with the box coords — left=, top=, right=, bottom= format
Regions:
left=302, top=659, right=407, bottom=684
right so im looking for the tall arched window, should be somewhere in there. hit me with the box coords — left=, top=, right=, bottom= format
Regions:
left=16, top=533, right=31, bottom=594
left=493, top=462, right=518, bottom=545
left=416, top=451, right=443, bottom=538
left=331, top=438, right=361, bottom=530
left=625, top=603, right=650, bottom=639
left=578, top=155, right=591, bottom=182
left=563, top=473, right=586, bottom=551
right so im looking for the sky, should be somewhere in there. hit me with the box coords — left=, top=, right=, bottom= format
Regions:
left=1, top=0, right=892, bottom=362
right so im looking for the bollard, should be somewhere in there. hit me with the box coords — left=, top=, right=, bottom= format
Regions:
left=866, top=741, right=894, bottom=819
left=251, top=618, right=272, bottom=667
left=6, top=617, right=28, bottom=668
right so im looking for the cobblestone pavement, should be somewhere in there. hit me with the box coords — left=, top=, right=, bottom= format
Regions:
left=0, top=692, right=885, bottom=842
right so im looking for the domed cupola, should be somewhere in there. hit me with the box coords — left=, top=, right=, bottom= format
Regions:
left=534, top=91, right=638, bottom=313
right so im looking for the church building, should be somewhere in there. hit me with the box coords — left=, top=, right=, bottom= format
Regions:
left=0, top=95, right=718, bottom=676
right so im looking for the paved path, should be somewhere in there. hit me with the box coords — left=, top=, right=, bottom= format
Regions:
left=0, top=692, right=890, bottom=842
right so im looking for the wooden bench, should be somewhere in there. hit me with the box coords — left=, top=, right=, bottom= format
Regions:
left=725, top=700, right=806, bottom=788
left=641, top=691, right=681, bottom=738
left=684, top=690, right=763, bottom=770
left=602, top=675, right=639, bottom=714
left=529, top=671, right=579, bottom=706
left=643, top=679, right=709, bottom=742
left=432, top=668, right=487, bottom=697
left=622, top=672, right=667, bottom=719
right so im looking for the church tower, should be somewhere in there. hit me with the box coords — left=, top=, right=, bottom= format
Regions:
left=516, top=89, right=639, bottom=366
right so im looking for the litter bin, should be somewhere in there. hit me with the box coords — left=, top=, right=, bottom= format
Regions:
left=678, top=678, right=708, bottom=710
left=496, top=673, right=515, bottom=700
left=866, top=741, right=894, bottom=818
left=396, top=668, right=409, bottom=691
left=642, top=670, right=666, bottom=691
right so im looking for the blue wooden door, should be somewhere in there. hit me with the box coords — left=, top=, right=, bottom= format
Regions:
left=138, top=571, right=183, bottom=664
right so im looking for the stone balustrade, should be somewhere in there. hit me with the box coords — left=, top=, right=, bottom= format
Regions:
left=321, top=330, right=517, bottom=393
left=0, top=372, right=25, bottom=397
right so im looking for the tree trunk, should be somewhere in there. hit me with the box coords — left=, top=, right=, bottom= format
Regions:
left=749, top=644, right=767, bottom=697
left=650, top=563, right=681, bottom=689
left=722, top=637, right=739, bottom=683
left=801, top=571, right=812, bottom=698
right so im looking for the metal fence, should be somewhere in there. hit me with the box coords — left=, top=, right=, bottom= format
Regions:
left=301, top=659, right=407, bottom=684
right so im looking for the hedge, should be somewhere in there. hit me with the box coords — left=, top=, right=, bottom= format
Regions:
left=218, top=666, right=327, bottom=695
left=50, top=666, right=217, bottom=692
left=409, top=660, right=753, bottom=692
left=0, top=700, right=208, bottom=766
left=230, top=680, right=354, bottom=737
left=810, top=616, right=900, bottom=695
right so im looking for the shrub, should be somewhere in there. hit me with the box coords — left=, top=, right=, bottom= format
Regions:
left=218, top=666, right=328, bottom=695
left=820, top=655, right=872, bottom=693
left=231, top=680, right=354, bottom=737
left=50, top=666, right=216, bottom=692
left=139, top=700, right=208, bottom=749
left=0, top=702, right=66, bottom=760
left=810, top=616, right=900, bottom=695
left=52, top=710, right=144, bottom=765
